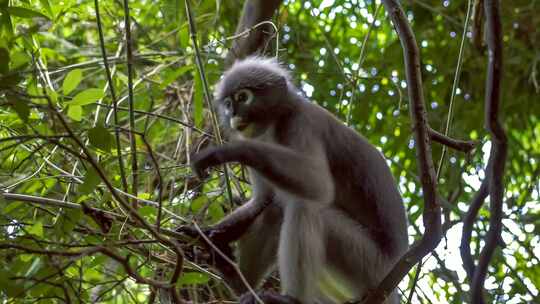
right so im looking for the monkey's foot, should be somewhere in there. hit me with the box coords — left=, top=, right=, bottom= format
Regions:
left=239, top=291, right=301, bottom=304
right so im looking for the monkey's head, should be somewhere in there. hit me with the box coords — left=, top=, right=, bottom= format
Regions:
left=213, top=57, right=293, bottom=138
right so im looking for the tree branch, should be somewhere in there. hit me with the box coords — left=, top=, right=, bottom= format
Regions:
left=459, top=175, right=490, bottom=279
left=471, top=0, right=508, bottom=303
left=364, top=1, right=442, bottom=302
left=429, top=128, right=477, bottom=153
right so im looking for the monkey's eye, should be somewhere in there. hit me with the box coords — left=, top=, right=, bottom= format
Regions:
left=234, top=89, right=254, bottom=104
left=223, top=97, right=233, bottom=107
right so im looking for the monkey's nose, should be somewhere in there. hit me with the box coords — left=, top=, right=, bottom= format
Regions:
left=230, top=117, right=248, bottom=130
left=230, top=103, right=238, bottom=116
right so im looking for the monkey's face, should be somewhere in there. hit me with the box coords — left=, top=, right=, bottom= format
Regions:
left=213, top=57, right=292, bottom=138
left=216, top=87, right=270, bottom=138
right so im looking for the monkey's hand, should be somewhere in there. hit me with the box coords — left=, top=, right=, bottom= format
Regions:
left=177, top=225, right=236, bottom=275
left=239, top=291, right=301, bottom=304
left=190, top=147, right=225, bottom=179
left=177, top=225, right=230, bottom=246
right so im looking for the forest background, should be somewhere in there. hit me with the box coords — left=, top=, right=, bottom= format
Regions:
left=0, top=0, right=538, bottom=303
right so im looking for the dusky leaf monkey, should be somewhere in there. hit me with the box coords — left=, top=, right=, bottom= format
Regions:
left=180, top=57, right=408, bottom=304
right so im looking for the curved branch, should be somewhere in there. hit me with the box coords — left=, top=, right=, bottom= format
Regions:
left=459, top=175, right=489, bottom=279
left=364, top=1, right=442, bottom=302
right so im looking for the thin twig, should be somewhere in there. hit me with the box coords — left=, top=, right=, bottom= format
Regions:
left=46, top=96, right=186, bottom=287
left=0, top=192, right=186, bottom=240
left=0, top=244, right=175, bottom=289
left=118, top=128, right=164, bottom=232
left=435, top=0, right=474, bottom=179
left=346, top=3, right=382, bottom=125
left=96, top=102, right=213, bottom=137
left=122, top=0, right=139, bottom=205
left=184, top=0, right=234, bottom=206
left=192, top=222, right=263, bottom=304
left=94, top=0, right=129, bottom=192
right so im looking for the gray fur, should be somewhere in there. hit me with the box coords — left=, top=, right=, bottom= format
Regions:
left=193, top=57, right=408, bottom=303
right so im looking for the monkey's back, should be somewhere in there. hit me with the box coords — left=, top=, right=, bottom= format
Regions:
left=290, top=100, right=408, bottom=256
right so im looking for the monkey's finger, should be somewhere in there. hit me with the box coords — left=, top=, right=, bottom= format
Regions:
left=176, top=225, right=199, bottom=238
left=195, top=167, right=210, bottom=180
left=189, top=162, right=209, bottom=180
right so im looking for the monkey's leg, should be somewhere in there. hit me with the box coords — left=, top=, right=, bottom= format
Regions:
left=324, top=209, right=407, bottom=304
left=227, top=203, right=282, bottom=295
left=239, top=291, right=300, bottom=304
left=191, top=141, right=334, bottom=203
left=278, top=206, right=325, bottom=303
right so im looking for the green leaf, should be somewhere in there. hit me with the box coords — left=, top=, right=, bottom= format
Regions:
left=62, top=69, right=83, bottom=95
left=193, top=72, right=203, bottom=128
left=67, top=88, right=104, bottom=106
left=24, top=257, right=42, bottom=277
left=55, top=208, right=82, bottom=234
left=8, top=93, right=30, bottom=122
left=67, top=105, right=82, bottom=121
left=27, top=221, right=43, bottom=237
left=0, top=7, right=14, bottom=39
left=10, top=51, right=30, bottom=70
left=88, top=125, right=113, bottom=152
left=79, top=168, right=101, bottom=194
left=0, top=268, right=24, bottom=297
left=208, top=201, right=225, bottom=222
left=190, top=195, right=207, bottom=213
left=178, top=272, right=210, bottom=286
left=160, top=65, right=192, bottom=89
left=6, top=6, right=50, bottom=20
left=3, top=201, right=22, bottom=214
left=138, top=205, right=155, bottom=217
left=0, top=47, right=9, bottom=74
left=178, top=25, right=190, bottom=49
left=38, top=0, right=53, bottom=18
left=85, top=268, right=102, bottom=282
left=20, top=254, right=33, bottom=262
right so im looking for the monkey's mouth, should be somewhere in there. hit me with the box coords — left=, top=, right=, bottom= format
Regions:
left=230, top=117, right=249, bottom=131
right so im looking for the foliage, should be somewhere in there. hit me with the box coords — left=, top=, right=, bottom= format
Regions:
left=0, top=0, right=538, bottom=303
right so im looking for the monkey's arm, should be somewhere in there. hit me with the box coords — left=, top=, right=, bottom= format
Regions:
left=178, top=192, right=272, bottom=243
left=178, top=194, right=277, bottom=296
left=192, top=141, right=334, bottom=204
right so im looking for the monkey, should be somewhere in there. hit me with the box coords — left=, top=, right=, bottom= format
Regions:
left=180, top=57, right=408, bottom=304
